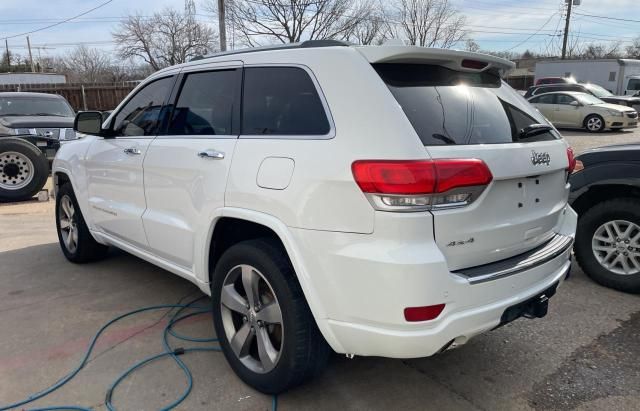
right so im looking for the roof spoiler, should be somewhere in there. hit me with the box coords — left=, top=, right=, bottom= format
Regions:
left=355, top=46, right=514, bottom=75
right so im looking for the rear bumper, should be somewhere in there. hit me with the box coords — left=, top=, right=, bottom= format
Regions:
left=291, top=206, right=577, bottom=358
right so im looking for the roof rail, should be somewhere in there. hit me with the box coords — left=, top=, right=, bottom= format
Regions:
left=190, top=40, right=350, bottom=62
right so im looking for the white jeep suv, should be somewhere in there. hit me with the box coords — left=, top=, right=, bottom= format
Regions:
left=53, top=41, right=577, bottom=394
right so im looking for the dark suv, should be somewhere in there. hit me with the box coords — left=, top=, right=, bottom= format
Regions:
left=525, top=83, right=640, bottom=108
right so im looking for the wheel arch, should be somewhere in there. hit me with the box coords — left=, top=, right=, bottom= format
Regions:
left=572, top=183, right=640, bottom=217
left=204, top=208, right=342, bottom=352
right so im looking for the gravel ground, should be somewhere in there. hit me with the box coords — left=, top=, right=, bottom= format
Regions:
left=560, top=127, right=640, bottom=154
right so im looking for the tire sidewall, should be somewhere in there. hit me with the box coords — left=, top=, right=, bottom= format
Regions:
left=210, top=241, right=304, bottom=394
left=0, top=139, right=48, bottom=201
left=575, top=200, right=640, bottom=293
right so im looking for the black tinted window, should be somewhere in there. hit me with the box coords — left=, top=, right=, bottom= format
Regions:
left=169, top=70, right=237, bottom=136
left=242, top=67, right=330, bottom=135
left=374, top=63, right=558, bottom=145
left=113, top=77, right=173, bottom=137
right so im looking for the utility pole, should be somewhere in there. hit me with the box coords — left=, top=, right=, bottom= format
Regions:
left=218, top=0, right=227, bottom=51
left=561, top=0, right=574, bottom=59
left=26, top=36, right=35, bottom=72
left=4, top=39, right=10, bottom=70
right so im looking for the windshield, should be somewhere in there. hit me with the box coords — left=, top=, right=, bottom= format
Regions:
left=374, top=63, right=559, bottom=145
left=576, top=93, right=605, bottom=105
left=0, top=97, right=74, bottom=117
left=584, top=84, right=614, bottom=98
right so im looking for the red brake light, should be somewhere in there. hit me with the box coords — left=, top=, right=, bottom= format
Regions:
left=352, top=159, right=492, bottom=195
left=433, top=159, right=493, bottom=193
left=404, top=304, right=446, bottom=322
left=566, top=147, right=577, bottom=174
left=351, top=160, right=436, bottom=194
left=461, top=59, right=489, bottom=70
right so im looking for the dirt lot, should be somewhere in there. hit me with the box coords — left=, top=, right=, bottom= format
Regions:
left=0, top=128, right=639, bottom=410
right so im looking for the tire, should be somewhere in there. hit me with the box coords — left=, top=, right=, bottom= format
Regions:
left=0, top=138, right=48, bottom=202
left=55, top=182, right=109, bottom=263
left=584, top=114, right=606, bottom=133
left=211, top=238, right=330, bottom=394
left=574, top=198, right=640, bottom=293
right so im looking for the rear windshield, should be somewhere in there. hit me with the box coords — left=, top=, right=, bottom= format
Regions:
left=374, top=64, right=560, bottom=145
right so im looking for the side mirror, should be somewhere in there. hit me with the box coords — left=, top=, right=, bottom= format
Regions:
left=74, top=111, right=109, bottom=137
left=570, top=101, right=580, bottom=107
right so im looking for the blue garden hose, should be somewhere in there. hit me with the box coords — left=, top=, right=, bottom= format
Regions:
left=0, top=297, right=278, bottom=411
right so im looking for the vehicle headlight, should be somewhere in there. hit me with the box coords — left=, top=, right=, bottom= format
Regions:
left=607, top=110, right=624, bottom=117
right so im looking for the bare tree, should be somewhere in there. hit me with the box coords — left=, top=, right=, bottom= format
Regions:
left=206, top=0, right=373, bottom=46
left=581, top=42, right=622, bottom=59
left=63, top=45, right=112, bottom=82
left=464, top=38, right=480, bottom=53
left=626, top=36, right=640, bottom=59
left=113, top=7, right=216, bottom=70
left=391, top=0, right=466, bottom=48
left=346, top=3, right=389, bottom=45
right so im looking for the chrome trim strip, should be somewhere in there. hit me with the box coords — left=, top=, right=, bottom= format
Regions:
left=454, top=233, right=574, bottom=284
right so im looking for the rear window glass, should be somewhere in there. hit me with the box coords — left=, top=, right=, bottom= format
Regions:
left=242, top=67, right=330, bottom=136
left=374, top=64, right=559, bottom=145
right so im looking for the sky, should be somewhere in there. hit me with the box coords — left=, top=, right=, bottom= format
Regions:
left=0, top=0, right=639, bottom=60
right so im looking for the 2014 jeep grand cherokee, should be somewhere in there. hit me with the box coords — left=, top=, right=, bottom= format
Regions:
left=53, top=41, right=577, bottom=394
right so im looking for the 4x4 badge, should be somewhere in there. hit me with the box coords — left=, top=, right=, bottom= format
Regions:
left=531, top=150, right=551, bottom=166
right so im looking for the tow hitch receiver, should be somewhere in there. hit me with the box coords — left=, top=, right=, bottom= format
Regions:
left=497, top=282, right=558, bottom=328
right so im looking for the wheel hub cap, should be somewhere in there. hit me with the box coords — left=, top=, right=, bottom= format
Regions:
left=58, top=195, right=78, bottom=253
left=220, top=264, right=283, bottom=374
left=0, top=151, right=35, bottom=190
left=592, top=220, right=640, bottom=275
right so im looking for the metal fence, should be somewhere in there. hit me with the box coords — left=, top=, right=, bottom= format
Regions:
left=0, top=82, right=137, bottom=111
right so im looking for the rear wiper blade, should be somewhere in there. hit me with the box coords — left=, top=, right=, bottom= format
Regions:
left=519, top=124, right=554, bottom=139
left=432, top=133, right=457, bottom=145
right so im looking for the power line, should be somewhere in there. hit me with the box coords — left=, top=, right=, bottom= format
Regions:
left=0, top=0, right=115, bottom=40
left=573, top=12, right=640, bottom=24
left=503, top=12, right=559, bottom=52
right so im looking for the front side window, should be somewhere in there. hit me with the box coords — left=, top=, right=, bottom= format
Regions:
left=556, top=94, right=577, bottom=105
left=241, top=67, right=330, bottom=136
left=628, top=79, right=640, bottom=91
left=375, top=63, right=559, bottom=145
left=112, top=76, right=174, bottom=137
left=531, top=94, right=556, bottom=104
left=168, top=70, right=237, bottom=136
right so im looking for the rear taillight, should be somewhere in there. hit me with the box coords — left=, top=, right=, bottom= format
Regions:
left=566, top=147, right=577, bottom=174
left=352, top=159, right=492, bottom=211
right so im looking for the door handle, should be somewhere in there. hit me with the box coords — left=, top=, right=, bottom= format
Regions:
left=198, top=150, right=225, bottom=159
left=123, top=147, right=142, bottom=155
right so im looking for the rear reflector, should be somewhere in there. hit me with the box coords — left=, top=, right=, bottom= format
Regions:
left=352, top=159, right=492, bottom=195
left=404, top=304, right=446, bottom=322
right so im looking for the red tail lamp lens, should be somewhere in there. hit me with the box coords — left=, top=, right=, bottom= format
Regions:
left=566, top=147, right=577, bottom=174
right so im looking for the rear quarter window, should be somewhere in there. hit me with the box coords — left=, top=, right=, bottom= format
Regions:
left=374, top=63, right=559, bottom=145
left=241, top=67, right=331, bottom=136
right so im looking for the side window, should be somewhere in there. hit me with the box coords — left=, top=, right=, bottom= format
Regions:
left=112, top=77, right=174, bottom=137
left=628, top=79, right=640, bottom=91
left=556, top=95, right=576, bottom=105
left=609, top=72, right=617, bottom=82
left=242, top=67, right=330, bottom=136
left=533, top=94, right=555, bottom=104
left=168, top=70, right=238, bottom=136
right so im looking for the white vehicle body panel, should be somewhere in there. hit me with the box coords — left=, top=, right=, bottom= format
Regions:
left=53, top=44, right=577, bottom=358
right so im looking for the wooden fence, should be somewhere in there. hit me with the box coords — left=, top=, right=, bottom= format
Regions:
left=0, top=82, right=137, bottom=111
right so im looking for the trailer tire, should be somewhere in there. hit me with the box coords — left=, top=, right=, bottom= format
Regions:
left=0, top=138, right=49, bottom=202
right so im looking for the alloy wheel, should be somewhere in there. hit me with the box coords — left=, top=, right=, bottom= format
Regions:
left=58, top=195, right=78, bottom=253
left=0, top=151, right=35, bottom=190
left=592, top=220, right=640, bottom=275
left=586, top=117, right=603, bottom=131
left=220, top=264, right=283, bottom=374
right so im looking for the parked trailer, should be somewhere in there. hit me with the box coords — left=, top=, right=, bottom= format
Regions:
left=535, top=59, right=640, bottom=96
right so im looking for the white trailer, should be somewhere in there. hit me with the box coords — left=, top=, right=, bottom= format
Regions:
left=535, top=59, right=640, bottom=95
left=0, top=73, right=67, bottom=86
